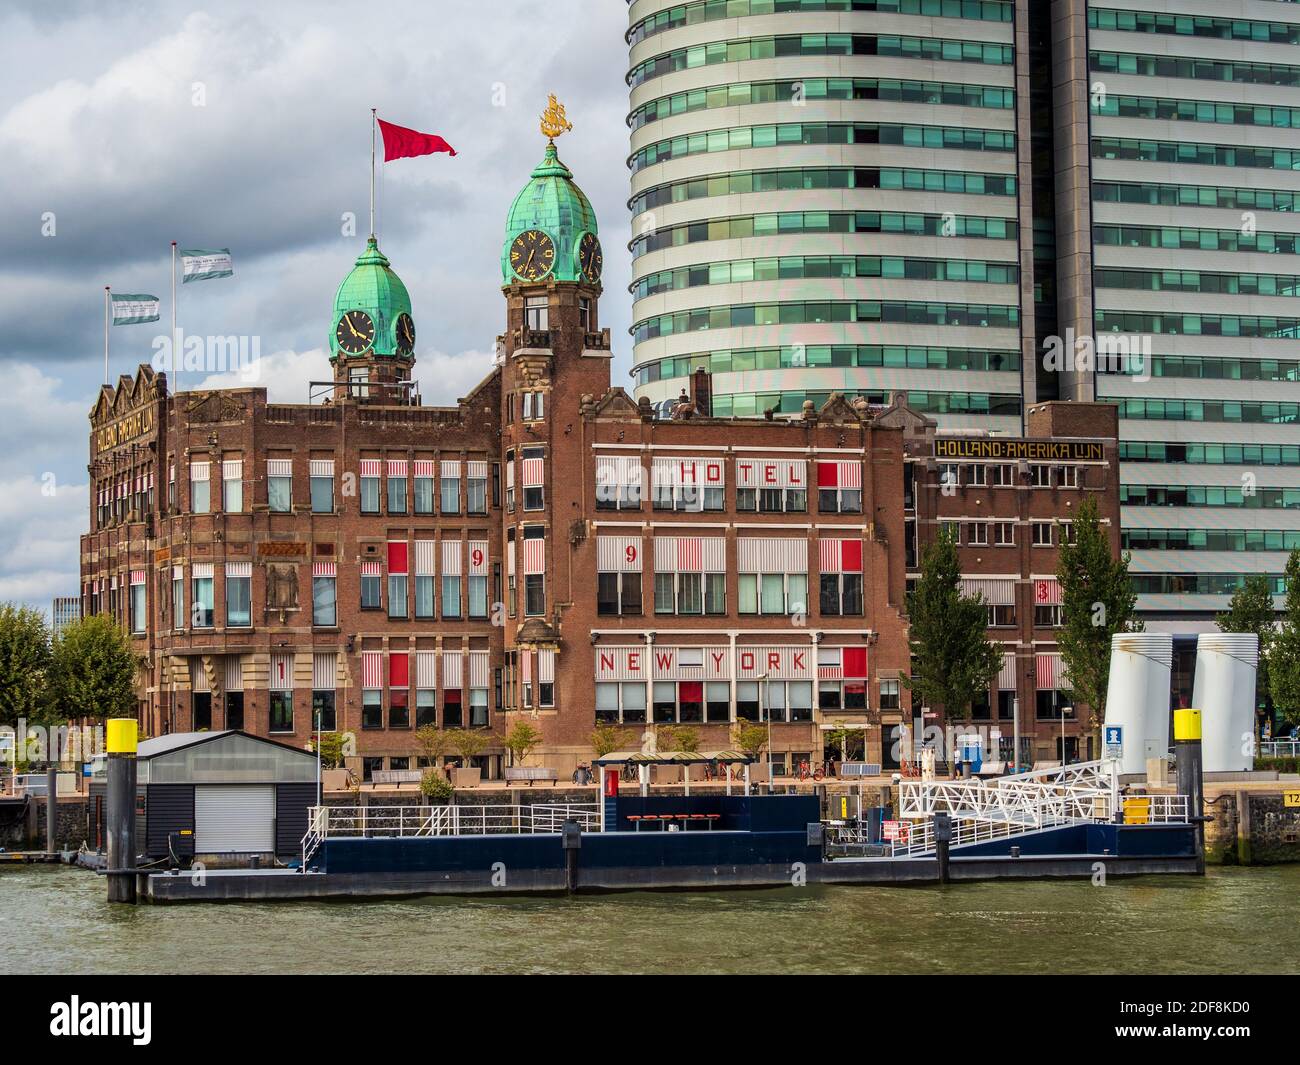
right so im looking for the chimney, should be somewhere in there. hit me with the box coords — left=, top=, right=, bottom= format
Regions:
left=689, top=367, right=712, bottom=417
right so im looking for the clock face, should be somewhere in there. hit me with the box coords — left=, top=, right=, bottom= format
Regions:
left=577, top=232, right=603, bottom=283
left=395, top=313, right=416, bottom=354
left=335, top=309, right=375, bottom=355
left=509, top=229, right=555, bottom=282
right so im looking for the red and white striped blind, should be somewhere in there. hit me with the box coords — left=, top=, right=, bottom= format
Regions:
left=819, top=538, right=863, bottom=574
left=999, top=651, right=1018, bottom=690
left=413, top=460, right=435, bottom=479
left=522, top=456, right=545, bottom=488
left=651, top=455, right=724, bottom=489
left=361, top=651, right=382, bottom=689
left=270, top=652, right=293, bottom=691
left=653, top=536, right=725, bottom=572
left=468, top=540, right=488, bottom=576
left=130, top=570, right=147, bottom=585
left=817, top=460, right=862, bottom=489
left=360, top=561, right=381, bottom=577
left=267, top=459, right=292, bottom=478
left=359, top=459, right=381, bottom=478
left=467, top=460, right=488, bottom=481
left=225, top=561, right=251, bottom=579
left=192, top=563, right=214, bottom=579
left=222, top=459, right=242, bottom=481
left=413, top=541, right=436, bottom=576
left=387, top=459, right=408, bottom=478
left=736, top=457, right=805, bottom=488
left=224, top=655, right=244, bottom=692
left=737, top=538, right=807, bottom=574
left=312, top=562, right=336, bottom=578
left=1036, top=652, right=1066, bottom=691
left=309, top=459, right=334, bottom=478
left=1034, top=578, right=1062, bottom=606
left=470, top=650, right=490, bottom=689
left=440, top=459, right=462, bottom=480
left=441, top=540, right=462, bottom=576
left=597, top=535, right=642, bottom=573
left=415, top=651, right=437, bottom=689
left=538, top=649, right=555, bottom=684
left=595, top=455, right=644, bottom=493
left=190, top=461, right=210, bottom=482
left=442, top=650, right=463, bottom=689
left=522, top=536, right=545, bottom=575
left=312, top=652, right=337, bottom=689
left=735, top=646, right=812, bottom=680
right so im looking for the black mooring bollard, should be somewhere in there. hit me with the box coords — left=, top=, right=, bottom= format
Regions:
left=1174, top=709, right=1206, bottom=877
left=562, top=819, right=582, bottom=894
left=934, top=810, right=952, bottom=885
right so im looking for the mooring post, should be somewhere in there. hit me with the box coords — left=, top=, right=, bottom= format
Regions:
left=562, top=819, right=582, bottom=893
left=934, top=810, right=952, bottom=885
left=106, top=719, right=138, bottom=903
left=1174, top=708, right=1206, bottom=876
left=45, top=765, right=57, bottom=855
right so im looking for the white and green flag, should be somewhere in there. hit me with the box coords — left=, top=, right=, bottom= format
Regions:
left=110, top=293, right=161, bottom=325
left=180, top=248, right=234, bottom=283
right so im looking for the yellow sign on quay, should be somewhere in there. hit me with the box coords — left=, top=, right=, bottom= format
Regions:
left=1284, top=790, right=1300, bottom=809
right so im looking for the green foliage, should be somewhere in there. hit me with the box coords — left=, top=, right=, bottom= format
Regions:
left=419, top=770, right=453, bottom=803
left=445, top=727, right=493, bottom=765
left=413, top=725, right=452, bottom=766
left=730, top=721, right=768, bottom=759
left=1269, top=550, right=1300, bottom=726
left=590, top=723, right=631, bottom=758
left=1217, top=572, right=1278, bottom=713
left=48, top=613, right=137, bottom=722
left=905, top=529, right=1003, bottom=721
left=312, top=732, right=349, bottom=769
left=0, top=603, right=53, bottom=728
left=1056, top=497, right=1142, bottom=728
left=658, top=725, right=700, bottom=753
left=503, top=720, right=543, bottom=766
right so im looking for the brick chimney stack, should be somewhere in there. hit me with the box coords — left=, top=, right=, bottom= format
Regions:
left=689, top=367, right=712, bottom=417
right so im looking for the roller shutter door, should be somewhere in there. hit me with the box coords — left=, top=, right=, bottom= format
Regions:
left=195, top=785, right=275, bottom=853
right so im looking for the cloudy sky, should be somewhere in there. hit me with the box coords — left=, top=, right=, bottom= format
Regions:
left=0, top=0, right=633, bottom=615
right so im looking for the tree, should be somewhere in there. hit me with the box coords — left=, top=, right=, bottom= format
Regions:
left=730, top=722, right=768, bottom=760
left=414, top=726, right=452, bottom=772
left=419, top=770, right=453, bottom=803
left=445, top=727, right=493, bottom=767
left=905, top=528, right=1003, bottom=721
left=0, top=603, right=53, bottom=728
left=48, top=614, right=138, bottom=722
left=1270, top=550, right=1300, bottom=727
left=503, top=720, right=543, bottom=766
left=1217, top=572, right=1278, bottom=722
left=311, top=732, right=349, bottom=769
left=1055, top=496, right=1142, bottom=735
left=658, top=725, right=700, bottom=753
left=589, top=723, right=631, bottom=758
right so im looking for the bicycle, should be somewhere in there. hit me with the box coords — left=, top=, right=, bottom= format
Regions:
left=795, top=760, right=825, bottom=783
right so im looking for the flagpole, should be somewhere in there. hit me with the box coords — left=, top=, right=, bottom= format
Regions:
left=171, top=241, right=179, bottom=393
left=370, top=108, right=377, bottom=238
left=103, top=286, right=110, bottom=385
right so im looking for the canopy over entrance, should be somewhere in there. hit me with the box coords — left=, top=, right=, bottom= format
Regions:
left=593, top=750, right=753, bottom=765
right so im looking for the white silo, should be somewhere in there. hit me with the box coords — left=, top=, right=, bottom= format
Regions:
left=1104, top=633, right=1173, bottom=775
left=1193, top=633, right=1259, bottom=773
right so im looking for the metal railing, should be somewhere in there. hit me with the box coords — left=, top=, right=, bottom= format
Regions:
left=1260, top=740, right=1300, bottom=759
left=301, top=802, right=601, bottom=867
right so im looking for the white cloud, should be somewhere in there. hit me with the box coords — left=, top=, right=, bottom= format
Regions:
left=0, top=475, right=86, bottom=614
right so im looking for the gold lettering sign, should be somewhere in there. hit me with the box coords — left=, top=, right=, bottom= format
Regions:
left=933, top=438, right=1105, bottom=462
left=95, top=406, right=156, bottom=454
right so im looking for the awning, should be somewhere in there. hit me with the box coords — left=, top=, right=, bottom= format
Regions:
left=594, top=749, right=753, bottom=765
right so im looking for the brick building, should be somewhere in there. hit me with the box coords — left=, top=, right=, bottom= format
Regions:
left=80, top=121, right=1119, bottom=779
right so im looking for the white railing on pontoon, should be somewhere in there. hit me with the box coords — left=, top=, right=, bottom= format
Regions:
left=300, top=802, right=601, bottom=867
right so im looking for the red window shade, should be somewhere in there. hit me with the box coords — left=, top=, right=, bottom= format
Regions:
left=817, top=461, right=839, bottom=488
left=841, top=539, right=863, bottom=572
left=387, top=541, right=408, bottom=573
left=389, top=652, right=409, bottom=688
left=679, top=681, right=703, bottom=703
left=843, top=647, right=867, bottom=678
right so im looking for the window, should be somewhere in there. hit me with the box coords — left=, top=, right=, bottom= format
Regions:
left=312, top=690, right=336, bottom=731
left=362, top=689, right=383, bottom=729
left=193, top=692, right=212, bottom=731
left=654, top=572, right=725, bottom=615
left=349, top=367, right=369, bottom=399
left=470, top=687, right=490, bottom=725
left=706, top=682, right=730, bottom=722
left=390, top=689, right=410, bottom=729
left=190, top=461, right=210, bottom=514
left=442, top=575, right=462, bottom=619
left=1031, top=464, right=1051, bottom=487
left=1059, top=522, right=1077, bottom=545
left=172, top=571, right=184, bottom=630
left=313, top=568, right=337, bottom=626
left=819, top=485, right=861, bottom=513
left=967, top=464, right=987, bottom=487
left=990, top=464, right=1014, bottom=487
left=820, top=573, right=863, bottom=616
left=416, top=689, right=437, bottom=727
left=522, top=391, right=546, bottom=421
left=222, top=460, right=242, bottom=513
left=414, top=467, right=434, bottom=513
left=736, top=681, right=760, bottom=721
left=988, top=604, right=1016, bottom=627
left=1036, top=688, right=1075, bottom=721
left=129, top=580, right=146, bottom=634
left=360, top=463, right=380, bottom=513
left=268, top=460, right=292, bottom=512
left=737, top=486, right=806, bottom=512
left=940, top=521, right=961, bottom=543
left=596, top=682, right=647, bottom=724
left=467, top=467, right=488, bottom=515
left=816, top=460, right=861, bottom=513
left=1035, top=604, right=1064, bottom=627
left=1057, top=465, right=1079, bottom=488
left=598, top=572, right=642, bottom=616
left=191, top=569, right=214, bottom=628
left=504, top=450, right=516, bottom=512
left=441, top=467, right=461, bottom=514
left=579, top=297, right=591, bottom=332
left=388, top=543, right=408, bottom=620
left=994, top=521, right=1015, bottom=546
left=525, top=296, right=548, bottom=331
left=361, top=564, right=382, bottom=610
left=387, top=467, right=408, bottom=514
left=225, top=567, right=251, bottom=627
left=968, top=522, right=989, bottom=546
left=270, top=691, right=293, bottom=733
left=469, top=573, right=488, bottom=619
left=443, top=689, right=463, bottom=727
left=879, top=679, right=901, bottom=710
left=310, top=461, right=334, bottom=513
left=524, top=528, right=545, bottom=616
left=939, top=463, right=960, bottom=492
left=1033, top=521, right=1053, bottom=547
left=739, top=572, right=808, bottom=616
left=525, top=574, right=545, bottom=616
left=522, top=448, right=545, bottom=510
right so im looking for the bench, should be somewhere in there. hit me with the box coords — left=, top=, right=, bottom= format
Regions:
left=976, top=761, right=1007, bottom=777
left=504, top=767, right=560, bottom=786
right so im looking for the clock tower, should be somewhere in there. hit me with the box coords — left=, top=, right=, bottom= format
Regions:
left=499, top=97, right=613, bottom=758
left=329, top=236, right=417, bottom=404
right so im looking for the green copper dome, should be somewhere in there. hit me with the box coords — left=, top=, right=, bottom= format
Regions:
left=330, top=237, right=414, bottom=361
left=502, top=142, right=599, bottom=285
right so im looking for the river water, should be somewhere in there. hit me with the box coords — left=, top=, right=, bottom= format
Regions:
left=3, top=864, right=1298, bottom=974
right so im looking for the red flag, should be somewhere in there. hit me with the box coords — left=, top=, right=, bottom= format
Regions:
left=377, top=118, right=457, bottom=161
